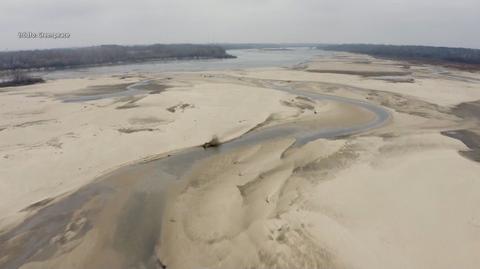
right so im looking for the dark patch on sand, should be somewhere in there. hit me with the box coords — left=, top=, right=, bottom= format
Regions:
left=115, top=96, right=145, bottom=110
left=451, top=100, right=480, bottom=120
left=75, top=83, right=133, bottom=97
left=46, top=138, right=63, bottom=149
left=442, top=130, right=480, bottom=162
left=149, top=89, right=165, bottom=94
left=116, top=102, right=140, bottom=109
left=281, top=99, right=315, bottom=110
left=58, top=80, right=171, bottom=103
left=295, top=95, right=314, bottom=102
left=59, top=83, right=139, bottom=103
left=118, top=128, right=159, bottom=134
left=166, top=103, right=194, bottom=113
left=20, top=198, right=55, bottom=212
left=377, top=132, right=398, bottom=140
left=143, top=83, right=171, bottom=94
left=14, top=119, right=55, bottom=128
left=128, top=117, right=166, bottom=125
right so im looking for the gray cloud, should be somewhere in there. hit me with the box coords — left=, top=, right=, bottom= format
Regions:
left=1, top=0, right=479, bottom=50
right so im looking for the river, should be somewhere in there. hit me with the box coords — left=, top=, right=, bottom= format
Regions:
left=41, top=48, right=325, bottom=80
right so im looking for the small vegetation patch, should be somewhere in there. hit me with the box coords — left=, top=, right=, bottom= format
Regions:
left=202, top=136, right=221, bottom=149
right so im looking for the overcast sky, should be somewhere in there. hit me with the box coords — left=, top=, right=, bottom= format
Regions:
left=1, top=0, right=480, bottom=51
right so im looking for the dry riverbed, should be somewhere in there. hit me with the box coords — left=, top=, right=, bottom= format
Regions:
left=1, top=52, right=480, bottom=269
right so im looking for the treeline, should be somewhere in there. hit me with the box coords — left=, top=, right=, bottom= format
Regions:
left=0, top=44, right=235, bottom=71
left=320, top=44, right=480, bottom=66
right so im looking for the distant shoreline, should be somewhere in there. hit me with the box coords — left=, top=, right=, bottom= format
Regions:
left=1, top=55, right=236, bottom=74
left=0, top=44, right=235, bottom=72
left=320, top=44, right=480, bottom=71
